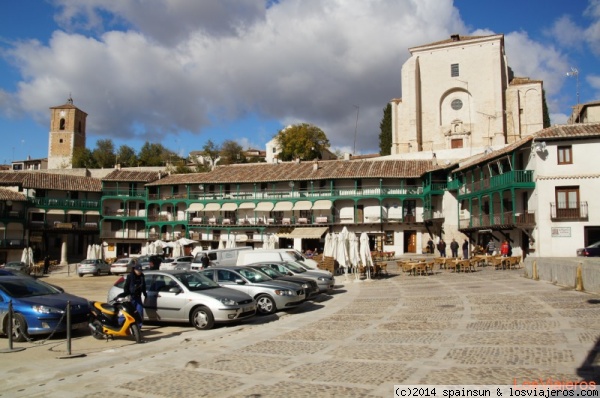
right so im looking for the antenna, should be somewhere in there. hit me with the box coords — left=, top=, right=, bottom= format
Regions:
left=566, top=67, right=579, bottom=107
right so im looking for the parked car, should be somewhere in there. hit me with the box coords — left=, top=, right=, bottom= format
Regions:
left=259, top=261, right=334, bottom=293
left=245, top=263, right=320, bottom=300
left=0, top=275, right=90, bottom=342
left=2, top=261, right=31, bottom=276
left=110, top=258, right=137, bottom=275
left=136, top=255, right=163, bottom=270
left=76, top=259, right=111, bottom=277
left=199, top=266, right=306, bottom=315
left=160, top=256, right=194, bottom=271
left=576, top=241, right=600, bottom=257
left=107, top=270, right=256, bottom=330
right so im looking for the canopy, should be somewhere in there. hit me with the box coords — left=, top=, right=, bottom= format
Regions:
left=47, top=209, right=65, bottom=215
left=221, top=203, right=238, bottom=211
left=273, top=201, right=293, bottom=211
left=239, top=202, right=256, bottom=209
left=67, top=210, right=83, bottom=215
left=86, top=210, right=100, bottom=215
left=186, top=203, right=204, bottom=212
left=176, top=237, right=197, bottom=246
left=312, top=200, right=332, bottom=210
left=293, top=201, right=312, bottom=211
left=204, top=203, right=221, bottom=211
left=280, top=227, right=328, bottom=239
left=255, top=202, right=274, bottom=211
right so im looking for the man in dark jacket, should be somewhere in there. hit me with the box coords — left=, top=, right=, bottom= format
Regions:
left=124, top=265, right=147, bottom=328
left=450, top=239, right=459, bottom=258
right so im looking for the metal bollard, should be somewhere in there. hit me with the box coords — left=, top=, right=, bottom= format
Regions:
left=0, top=300, right=25, bottom=353
left=56, top=300, right=85, bottom=359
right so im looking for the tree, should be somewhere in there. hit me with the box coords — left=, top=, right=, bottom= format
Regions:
left=138, top=142, right=171, bottom=166
left=116, top=145, right=138, bottom=167
left=379, top=103, right=392, bottom=155
left=275, top=123, right=330, bottom=161
left=220, top=140, right=246, bottom=165
left=72, top=147, right=97, bottom=169
left=202, top=140, right=221, bottom=168
left=542, top=89, right=551, bottom=128
left=92, top=139, right=116, bottom=168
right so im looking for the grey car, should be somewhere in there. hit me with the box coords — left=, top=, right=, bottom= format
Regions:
left=76, top=259, right=111, bottom=277
left=2, top=261, right=31, bottom=275
left=260, top=261, right=335, bottom=293
left=245, top=263, right=320, bottom=300
left=199, top=266, right=306, bottom=315
left=107, top=270, right=256, bottom=330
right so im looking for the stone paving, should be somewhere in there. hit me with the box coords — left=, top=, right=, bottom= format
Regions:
left=1, top=266, right=599, bottom=397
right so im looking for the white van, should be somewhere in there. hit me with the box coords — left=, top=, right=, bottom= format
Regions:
left=191, top=247, right=252, bottom=270
left=236, top=249, right=319, bottom=269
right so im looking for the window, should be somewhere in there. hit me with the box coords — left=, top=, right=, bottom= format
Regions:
left=451, top=63, right=459, bottom=77
left=556, top=186, right=580, bottom=218
left=451, top=99, right=463, bottom=110
left=557, top=146, right=572, bottom=164
left=451, top=138, right=463, bottom=149
left=60, top=119, right=65, bottom=130
left=384, top=231, right=394, bottom=245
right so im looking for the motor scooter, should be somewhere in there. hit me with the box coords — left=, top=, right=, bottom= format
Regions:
left=88, top=295, right=143, bottom=343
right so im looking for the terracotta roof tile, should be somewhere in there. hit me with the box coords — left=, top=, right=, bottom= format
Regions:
left=534, top=122, right=600, bottom=140
left=0, top=188, right=27, bottom=201
left=0, top=171, right=101, bottom=192
left=102, top=169, right=167, bottom=182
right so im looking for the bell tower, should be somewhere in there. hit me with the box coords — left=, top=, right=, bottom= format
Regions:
left=48, top=96, right=87, bottom=169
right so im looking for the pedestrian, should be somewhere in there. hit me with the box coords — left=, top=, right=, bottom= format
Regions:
left=450, top=238, right=459, bottom=258
left=43, top=255, right=50, bottom=274
left=500, top=240, right=510, bottom=257
left=124, top=265, right=147, bottom=328
left=486, top=240, right=496, bottom=256
left=200, top=252, right=210, bottom=269
left=462, top=239, right=469, bottom=259
left=427, top=238, right=434, bottom=254
left=437, top=239, right=447, bottom=257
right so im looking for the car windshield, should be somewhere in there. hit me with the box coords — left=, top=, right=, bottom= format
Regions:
left=283, top=261, right=306, bottom=273
left=238, top=268, right=272, bottom=283
left=5, top=262, right=25, bottom=269
left=173, top=272, right=220, bottom=291
left=114, top=259, right=129, bottom=264
left=587, top=241, right=600, bottom=248
left=0, top=278, right=61, bottom=298
left=255, top=266, right=283, bottom=278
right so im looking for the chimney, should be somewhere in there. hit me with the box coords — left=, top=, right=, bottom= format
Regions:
left=450, top=34, right=460, bottom=41
left=313, top=161, right=319, bottom=171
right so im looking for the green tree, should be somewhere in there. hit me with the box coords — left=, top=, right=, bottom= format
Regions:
left=379, top=103, right=392, bottom=155
left=542, top=89, right=551, bottom=128
left=202, top=140, right=221, bottom=168
left=72, top=147, right=97, bottom=169
left=116, top=145, right=138, bottom=167
left=92, top=139, right=116, bottom=168
left=275, top=123, right=330, bottom=161
left=220, top=140, right=246, bottom=165
left=138, top=142, right=170, bottom=166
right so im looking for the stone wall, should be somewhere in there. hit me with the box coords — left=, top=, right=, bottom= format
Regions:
left=523, top=257, right=600, bottom=294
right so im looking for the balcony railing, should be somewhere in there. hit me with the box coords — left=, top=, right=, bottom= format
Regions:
left=28, top=221, right=100, bottom=230
left=102, top=189, right=146, bottom=198
left=458, top=170, right=534, bottom=196
left=459, top=210, right=535, bottom=229
left=28, top=198, right=100, bottom=208
left=550, top=202, right=588, bottom=221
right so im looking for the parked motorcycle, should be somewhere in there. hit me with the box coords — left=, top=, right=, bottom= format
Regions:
left=88, top=295, right=143, bottom=343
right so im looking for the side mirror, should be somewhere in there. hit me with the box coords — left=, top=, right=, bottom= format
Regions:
left=287, top=272, right=294, bottom=276
left=169, top=287, right=182, bottom=294
left=234, top=278, right=245, bottom=285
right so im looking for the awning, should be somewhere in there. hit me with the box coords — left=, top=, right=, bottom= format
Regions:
left=312, top=200, right=332, bottom=210
left=255, top=202, right=274, bottom=211
left=204, top=203, right=221, bottom=211
left=279, top=227, right=328, bottom=239
left=27, top=208, right=45, bottom=213
left=47, top=209, right=65, bottom=215
left=239, top=202, right=256, bottom=210
left=67, top=210, right=83, bottom=215
left=221, top=203, right=238, bottom=211
left=186, top=203, right=204, bottom=212
left=293, top=201, right=312, bottom=210
left=85, top=210, right=100, bottom=215
left=273, top=201, right=293, bottom=211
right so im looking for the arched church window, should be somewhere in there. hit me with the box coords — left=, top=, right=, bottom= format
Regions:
left=60, top=118, right=65, bottom=130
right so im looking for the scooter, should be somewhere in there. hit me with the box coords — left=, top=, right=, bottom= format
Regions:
left=88, top=295, right=143, bottom=343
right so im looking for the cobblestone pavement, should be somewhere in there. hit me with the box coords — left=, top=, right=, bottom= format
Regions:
left=1, top=266, right=599, bottom=397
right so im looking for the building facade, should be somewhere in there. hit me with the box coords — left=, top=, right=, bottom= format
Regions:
left=48, top=97, right=87, bottom=170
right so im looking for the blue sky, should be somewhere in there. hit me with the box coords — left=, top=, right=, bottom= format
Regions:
left=0, top=0, right=598, bottom=165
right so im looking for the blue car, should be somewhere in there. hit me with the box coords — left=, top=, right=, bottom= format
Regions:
left=0, top=276, right=90, bottom=342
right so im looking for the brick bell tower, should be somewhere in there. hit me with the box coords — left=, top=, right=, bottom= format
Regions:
left=48, top=96, right=87, bottom=169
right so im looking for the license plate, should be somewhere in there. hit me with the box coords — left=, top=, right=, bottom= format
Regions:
left=243, top=306, right=255, bottom=312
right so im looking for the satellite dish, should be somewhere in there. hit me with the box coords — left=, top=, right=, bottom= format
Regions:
left=535, top=142, right=547, bottom=152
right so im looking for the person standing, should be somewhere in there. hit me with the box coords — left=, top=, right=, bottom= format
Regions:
left=486, top=240, right=496, bottom=256
left=437, top=239, right=447, bottom=257
left=427, top=238, right=435, bottom=254
left=200, top=252, right=210, bottom=269
left=500, top=240, right=510, bottom=257
left=124, top=265, right=147, bottom=328
left=462, top=239, right=469, bottom=259
left=43, top=255, right=50, bottom=274
left=450, top=239, right=459, bottom=258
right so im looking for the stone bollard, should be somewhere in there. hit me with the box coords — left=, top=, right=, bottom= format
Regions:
left=575, top=263, right=584, bottom=291
left=532, top=260, right=539, bottom=281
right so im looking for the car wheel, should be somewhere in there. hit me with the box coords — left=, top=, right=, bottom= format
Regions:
left=255, top=294, right=276, bottom=315
left=93, top=271, right=99, bottom=276
left=11, top=314, right=29, bottom=342
left=78, top=273, right=83, bottom=277
left=190, top=306, right=215, bottom=330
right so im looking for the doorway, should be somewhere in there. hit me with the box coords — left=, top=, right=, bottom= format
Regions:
left=404, top=230, right=416, bottom=253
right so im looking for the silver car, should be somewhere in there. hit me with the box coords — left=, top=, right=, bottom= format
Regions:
left=76, top=259, right=111, bottom=277
left=160, top=256, right=194, bottom=270
left=262, top=261, right=335, bottom=293
left=199, top=266, right=306, bottom=315
left=107, top=270, right=256, bottom=330
left=110, top=258, right=137, bottom=275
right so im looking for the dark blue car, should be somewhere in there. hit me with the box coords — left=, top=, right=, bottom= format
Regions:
left=0, top=276, right=90, bottom=342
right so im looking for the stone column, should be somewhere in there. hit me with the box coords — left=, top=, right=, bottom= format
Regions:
left=60, top=235, right=68, bottom=266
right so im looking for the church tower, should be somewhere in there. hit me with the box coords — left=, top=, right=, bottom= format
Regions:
left=48, top=96, right=87, bottom=169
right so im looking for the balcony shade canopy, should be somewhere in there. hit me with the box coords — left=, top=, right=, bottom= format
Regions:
left=85, top=210, right=100, bottom=215
left=312, top=200, right=332, bottom=210
left=273, top=201, right=293, bottom=211
left=204, top=203, right=221, bottom=211
left=186, top=203, right=204, bottom=212
left=67, top=210, right=83, bottom=215
left=278, top=227, right=328, bottom=239
left=255, top=202, right=274, bottom=211
left=238, top=202, right=256, bottom=209
left=293, top=201, right=312, bottom=210
left=221, top=203, right=238, bottom=211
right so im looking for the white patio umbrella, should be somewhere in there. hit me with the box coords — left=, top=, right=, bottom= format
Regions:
left=94, top=244, right=102, bottom=259
left=349, top=233, right=360, bottom=276
left=172, top=242, right=183, bottom=258
left=218, top=236, right=225, bottom=249
left=323, top=233, right=334, bottom=257
left=226, top=234, right=236, bottom=249
left=262, top=234, right=269, bottom=249
left=269, top=234, right=278, bottom=249
left=335, top=232, right=349, bottom=276
left=86, top=245, right=93, bottom=259
left=21, top=248, right=31, bottom=265
left=359, top=232, right=373, bottom=280
left=176, top=237, right=197, bottom=246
